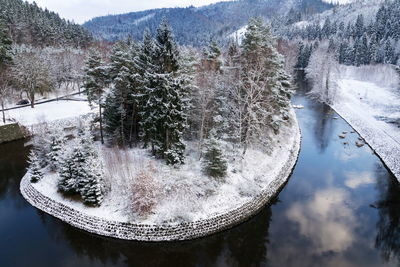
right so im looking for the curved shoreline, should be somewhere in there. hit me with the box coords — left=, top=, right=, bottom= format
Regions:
left=20, top=116, right=301, bottom=242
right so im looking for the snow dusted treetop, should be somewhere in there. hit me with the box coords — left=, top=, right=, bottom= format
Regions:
left=84, top=49, right=108, bottom=105
left=155, top=17, right=180, bottom=74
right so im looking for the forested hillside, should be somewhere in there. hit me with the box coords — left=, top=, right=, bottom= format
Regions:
left=279, top=0, right=400, bottom=68
left=0, top=0, right=92, bottom=47
left=83, top=0, right=333, bottom=46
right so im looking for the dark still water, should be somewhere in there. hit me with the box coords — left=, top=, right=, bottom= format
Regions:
left=1, top=79, right=400, bottom=267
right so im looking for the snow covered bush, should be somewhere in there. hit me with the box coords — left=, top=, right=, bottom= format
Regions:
left=80, top=157, right=105, bottom=206
left=57, top=122, right=105, bottom=206
left=47, top=128, right=66, bottom=171
left=58, top=150, right=78, bottom=195
left=131, top=166, right=161, bottom=217
left=28, top=151, right=43, bottom=183
left=202, top=138, right=227, bottom=179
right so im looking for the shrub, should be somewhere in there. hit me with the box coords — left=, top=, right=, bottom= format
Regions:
left=28, top=150, right=43, bottom=183
left=202, top=138, right=228, bottom=179
left=131, top=167, right=160, bottom=217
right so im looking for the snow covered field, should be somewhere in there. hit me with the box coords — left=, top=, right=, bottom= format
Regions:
left=1, top=100, right=93, bottom=127
left=32, top=109, right=300, bottom=225
left=331, top=65, right=400, bottom=180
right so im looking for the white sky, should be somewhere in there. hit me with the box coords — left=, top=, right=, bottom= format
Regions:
left=26, top=0, right=231, bottom=24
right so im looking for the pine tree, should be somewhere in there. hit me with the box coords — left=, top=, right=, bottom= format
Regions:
left=138, top=29, right=158, bottom=149
left=338, top=42, right=348, bottom=64
left=0, top=20, right=12, bottom=124
left=202, top=138, right=227, bottom=179
left=28, top=150, right=43, bottom=183
left=141, top=18, right=190, bottom=165
left=384, top=39, right=396, bottom=64
left=0, top=20, right=12, bottom=68
left=104, top=41, right=142, bottom=146
left=83, top=49, right=107, bottom=144
left=295, top=42, right=305, bottom=68
left=354, top=14, right=365, bottom=39
left=47, top=129, right=66, bottom=171
left=58, top=152, right=78, bottom=195
left=80, top=157, right=104, bottom=206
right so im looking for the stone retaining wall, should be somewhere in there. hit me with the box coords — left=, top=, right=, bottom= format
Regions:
left=20, top=123, right=301, bottom=242
left=0, top=123, right=25, bottom=144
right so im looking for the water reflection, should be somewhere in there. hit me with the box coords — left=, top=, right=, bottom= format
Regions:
left=374, top=164, right=400, bottom=263
left=345, top=171, right=374, bottom=189
left=287, top=187, right=357, bottom=254
left=0, top=140, right=30, bottom=204
left=35, top=197, right=275, bottom=267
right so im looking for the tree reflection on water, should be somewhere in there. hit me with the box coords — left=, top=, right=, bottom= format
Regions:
left=374, top=164, right=400, bottom=263
left=37, top=198, right=276, bottom=267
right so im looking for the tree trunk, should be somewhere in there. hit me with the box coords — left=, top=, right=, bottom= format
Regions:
left=1, top=101, right=5, bottom=124
left=30, top=92, right=35, bottom=108
left=99, top=104, right=104, bottom=144
left=128, top=104, right=137, bottom=148
left=165, top=128, right=170, bottom=153
left=198, top=112, right=206, bottom=159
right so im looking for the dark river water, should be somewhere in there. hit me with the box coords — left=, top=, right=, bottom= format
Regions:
left=1, top=77, right=400, bottom=267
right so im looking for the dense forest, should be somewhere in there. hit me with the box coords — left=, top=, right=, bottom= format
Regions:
left=83, top=0, right=333, bottom=46
left=0, top=0, right=92, bottom=47
left=280, top=0, right=400, bottom=68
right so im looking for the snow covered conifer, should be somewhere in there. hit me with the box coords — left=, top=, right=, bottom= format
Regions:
left=47, top=128, right=66, bottom=171
left=141, top=18, right=190, bottom=164
left=28, top=151, right=43, bottom=183
left=83, top=49, right=107, bottom=144
left=80, top=157, right=104, bottom=206
left=0, top=20, right=12, bottom=69
left=58, top=152, right=78, bottom=195
left=202, top=138, right=227, bottom=179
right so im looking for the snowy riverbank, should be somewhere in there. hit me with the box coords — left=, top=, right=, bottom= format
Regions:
left=330, top=66, right=400, bottom=180
left=20, top=108, right=301, bottom=241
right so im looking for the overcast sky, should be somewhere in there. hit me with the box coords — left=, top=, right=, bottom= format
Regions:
left=26, top=0, right=230, bottom=24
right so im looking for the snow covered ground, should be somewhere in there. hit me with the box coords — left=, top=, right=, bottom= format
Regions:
left=32, top=109, right=300, bottom=224
left=1, top=100, right=94, bottom=127
left=331, top=66, right=400, bottom=180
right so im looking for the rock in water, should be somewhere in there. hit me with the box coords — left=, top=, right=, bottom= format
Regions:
left=356, top=141, right=364, bottom=147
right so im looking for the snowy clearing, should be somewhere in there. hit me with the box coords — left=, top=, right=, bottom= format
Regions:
left=332, top=65, right=400, bottom=180
left=31, top=109, right=300, bottom=225
left=1, top=100, right=94, bottom=127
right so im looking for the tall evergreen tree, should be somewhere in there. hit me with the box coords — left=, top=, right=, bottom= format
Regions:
left=141, top=18, right=190, bottom=165
left=0, top=20, right=13, bottom=123
left=58, top=151, right=78, bottom=194
left=80, top=156, right=104, bottom=206
left=83, top=49, right=107, bottom=144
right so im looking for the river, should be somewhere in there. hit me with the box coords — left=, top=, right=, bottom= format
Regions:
left=1, top=77, right=399, bottom=267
